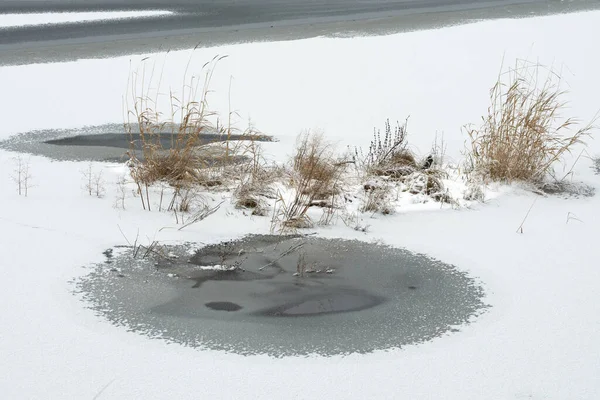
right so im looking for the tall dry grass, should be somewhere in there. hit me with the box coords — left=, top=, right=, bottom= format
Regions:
left=125, top=57, right=221, bottom=206
left=272, top=132, right=345, bottom=231
left=466, top=61, right=594, bottom=183
left=124, top=55, right=259, bottom=212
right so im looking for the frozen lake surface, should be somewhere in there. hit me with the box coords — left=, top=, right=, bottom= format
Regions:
left=2, top=0, right=599, bottom=65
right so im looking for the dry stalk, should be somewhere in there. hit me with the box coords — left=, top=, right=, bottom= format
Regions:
left=114, top=174, right=128, bottom=209
left=516, top=198, right=537, bottom=234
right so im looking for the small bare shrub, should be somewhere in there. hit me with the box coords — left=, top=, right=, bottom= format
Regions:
left=363, top=118, right=417, bottom=178
left=12, top=156, right=32, bottom=196
left=168, top=185, right=212, bottom=225
left=114, top=174, right=128, bottom=209
left=466, top=61, right=594, bottom=183
left=82, top=163, right=105, bottom=198
left=117, top=227, right=168, bottom=260
left=317, top=192, right=338, bottom=226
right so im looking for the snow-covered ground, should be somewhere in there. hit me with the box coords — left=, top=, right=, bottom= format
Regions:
left=0, top=10, right=173, bottom=29
left=1, top=10, right=599, bottom=400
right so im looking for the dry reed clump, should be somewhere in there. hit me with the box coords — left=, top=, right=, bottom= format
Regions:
left=125, top=59, right=218, bottom=210
left=272, top=132, right=346, bottom=231
left=126, top=61, right=217, bottom=184
left=466, top=60, right=594, bottom=183
left=125, top=56, right=256, bottom=212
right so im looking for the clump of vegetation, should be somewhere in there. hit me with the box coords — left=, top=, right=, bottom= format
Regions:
left=272, top=132, right=346, bottom=231
left=124, top=56, right=264, bottom=218
left=466, top=60, right=594, bottom=183
left=364, top=118, right=417, bottom=178
left=353, top=119, right=453, bottom=210
left=125, top=58, right=225, bottom=211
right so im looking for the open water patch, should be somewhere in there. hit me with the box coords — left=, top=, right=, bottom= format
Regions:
left=75, top=235, right=487, bottom=356
left=0, top=123, right=272, bottom=162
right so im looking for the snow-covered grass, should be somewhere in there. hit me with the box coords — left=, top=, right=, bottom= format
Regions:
left=0, top=10, right=174, bottom=29
left=1, top=10, right=600, bottom=400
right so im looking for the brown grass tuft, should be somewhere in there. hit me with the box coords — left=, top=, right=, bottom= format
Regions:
left=272, top=132, right=345, bottom=231
left=466, top=60, right=594, bottom=183
left=124, top=56, right=260, bottom=212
